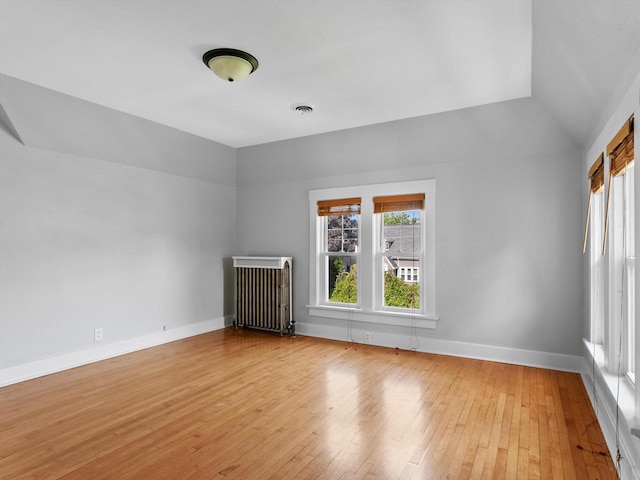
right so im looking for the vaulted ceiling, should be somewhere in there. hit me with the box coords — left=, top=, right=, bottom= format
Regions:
left=1, top=0, right=639, bottom=148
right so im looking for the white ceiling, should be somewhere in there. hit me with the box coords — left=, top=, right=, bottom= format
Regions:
left=0, top=0, right=531, bottom=148
left=532, top=1, right=640, bottom=146
left=0, top=1, right=639, bottom=149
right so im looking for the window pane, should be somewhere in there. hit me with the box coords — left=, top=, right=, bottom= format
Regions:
left=627, top=166, right=635, bottom=257
left=382, top=257, right=420, bottom=309
left=327, top=214, right=359, bottom=253
left=625, top=167, right=635, bottom=381
left=327, top=256, right=357, bottom=304
left=383, top=210, right=421, bottom=253
left=627, top=259, right=635, bottom=382
left=590, top=193, right=604, bottom=344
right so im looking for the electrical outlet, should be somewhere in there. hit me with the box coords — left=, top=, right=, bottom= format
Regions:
left=364, top=331, right=371, bottom=343
left=94, top=328, right=103, bottom=342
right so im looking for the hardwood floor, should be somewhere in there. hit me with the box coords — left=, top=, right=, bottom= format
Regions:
left=0, top=328, right=617, bottom=479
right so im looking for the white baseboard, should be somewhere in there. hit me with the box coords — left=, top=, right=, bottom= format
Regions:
left=1, top=315, right=582, bottom=387
left=0, top=316, right=231, bottom=388
left=296, top=321, right=582, bottom=372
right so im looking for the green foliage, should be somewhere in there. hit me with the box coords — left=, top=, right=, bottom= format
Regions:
left=328, top=257, right=344, bottom=297
left=384, top=212, right=417, bottom=225
left=384, top=271, right=420, bottom=309
left=329, top=264, right=358, bottom=304
left=329, top=264, right=419, bottom=308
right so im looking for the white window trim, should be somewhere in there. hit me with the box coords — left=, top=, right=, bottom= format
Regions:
left=626, top=255, right=635, bottom=384
left=583, top=339, right=638, bottom=438
left=308, top=179, right=438, bottom=329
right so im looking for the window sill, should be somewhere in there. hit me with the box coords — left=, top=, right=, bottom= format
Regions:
left=583, top=339, right=639, bottom=439
left=306, top=304, right=438, bottom=329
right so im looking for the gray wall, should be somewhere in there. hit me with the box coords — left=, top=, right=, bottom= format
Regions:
left=0, top=75, right=585, bottom=370
left=236, top=97, right=584, bottom=356
left=0, top=77, right=236, bottom=368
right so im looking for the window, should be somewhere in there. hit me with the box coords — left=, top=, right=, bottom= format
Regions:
left=317, top=197, right=361, bottom=305
left=584, top=154, right=605, bottom=344
left=374, top=194, right=424, bottom=311
left=397, top=267, right=419, bottom=283
left=603, top=115, right=635, bottom=383
left=308, top=180, right=437, bottom=328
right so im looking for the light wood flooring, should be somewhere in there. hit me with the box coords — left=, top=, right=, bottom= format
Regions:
left=0, top=328, right=617, bottom=479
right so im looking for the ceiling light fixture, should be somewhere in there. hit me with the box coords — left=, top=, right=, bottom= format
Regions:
left=202, top=48, right=259, bottom=82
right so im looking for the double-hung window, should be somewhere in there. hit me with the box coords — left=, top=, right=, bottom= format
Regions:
left=374, top=194, right=424, bottom=311
left=317, top=197, right=361, bottom=305
left=308, top=180, right=437, bottom=328
left=603, top=115, right=635, bottom=383
left=584, top=154, right=605, bottom=344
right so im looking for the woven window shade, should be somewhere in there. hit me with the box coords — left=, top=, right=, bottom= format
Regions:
left=373, top=193, right=425, bottom=213
left=317, top=197, right=361, bottom=216
left=608, top=129, right=634, bottom=177
left=602, top=115, right=634, bottom=255
left=589, top=153, right=605, bottom=194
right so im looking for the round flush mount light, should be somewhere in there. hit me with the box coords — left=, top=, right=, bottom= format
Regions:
left=202, top=48, right=259, bottom=82
left=290, top=103, right=314, bottom=115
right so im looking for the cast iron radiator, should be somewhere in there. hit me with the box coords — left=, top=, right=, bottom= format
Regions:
left=232, top=256, right=294, bottom=337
